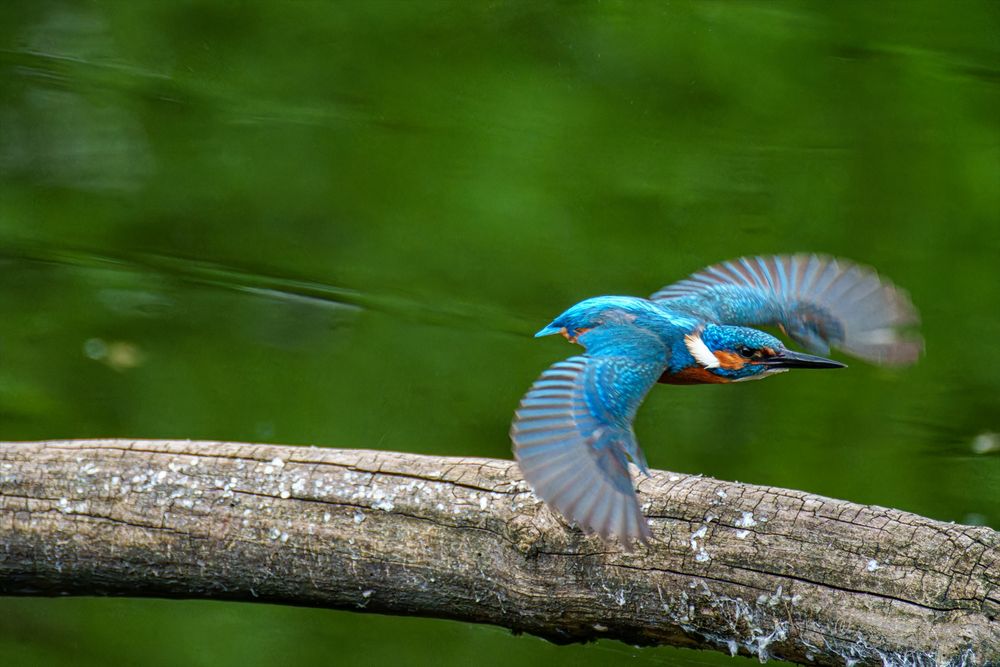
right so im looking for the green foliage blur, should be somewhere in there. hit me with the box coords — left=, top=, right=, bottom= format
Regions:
left=1, top=1, right=998, bottom=665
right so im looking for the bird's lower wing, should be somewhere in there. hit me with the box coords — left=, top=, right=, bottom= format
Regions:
left=510, top=354, right=664, bottom=546
left=651, top=254, right=922, bottom=365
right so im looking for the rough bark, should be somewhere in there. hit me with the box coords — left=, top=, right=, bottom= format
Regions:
left=0, top=439, right=996, bottom=665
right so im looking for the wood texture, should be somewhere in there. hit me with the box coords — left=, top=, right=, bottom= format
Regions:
left=0, top=439, right=997, bottom=665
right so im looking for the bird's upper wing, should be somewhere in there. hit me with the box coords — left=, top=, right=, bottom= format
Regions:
left=511, top=324, right=667, bottom=545
left=650, top=254, right=921, bottom=365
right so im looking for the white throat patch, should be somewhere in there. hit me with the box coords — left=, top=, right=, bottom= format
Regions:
left=684, top=332, right=720, bottom=369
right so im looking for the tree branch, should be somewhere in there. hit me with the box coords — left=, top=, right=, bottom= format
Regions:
left=0, top=439, right=996, bottom=665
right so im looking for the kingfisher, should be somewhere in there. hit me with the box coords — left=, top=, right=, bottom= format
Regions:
left=510, top=254, right=921, bottom=546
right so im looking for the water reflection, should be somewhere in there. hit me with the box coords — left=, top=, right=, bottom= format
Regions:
left=0, top=242, right=530, bottom=335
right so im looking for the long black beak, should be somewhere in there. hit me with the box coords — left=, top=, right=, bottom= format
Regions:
left=764, top=349, right=846, bottom=369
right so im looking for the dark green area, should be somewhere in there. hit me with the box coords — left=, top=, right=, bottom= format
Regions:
left=1, top=1, right=997, bottom=665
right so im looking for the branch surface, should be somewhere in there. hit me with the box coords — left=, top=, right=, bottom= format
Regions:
left=0, top=439, right=997, bottom=665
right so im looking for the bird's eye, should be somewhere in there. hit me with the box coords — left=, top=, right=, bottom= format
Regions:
left=738, top=346, right=754, bottom=358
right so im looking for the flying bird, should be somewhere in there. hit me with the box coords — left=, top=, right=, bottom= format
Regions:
left=510, top=254, right=921, bottom=546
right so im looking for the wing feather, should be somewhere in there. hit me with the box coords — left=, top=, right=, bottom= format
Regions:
left=511, top=350, right=665, bottom=546
left=651, top=254, right=921, bottom=365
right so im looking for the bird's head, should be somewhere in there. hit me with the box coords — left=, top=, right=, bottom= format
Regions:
left=682, top=324, right=845, bottom=382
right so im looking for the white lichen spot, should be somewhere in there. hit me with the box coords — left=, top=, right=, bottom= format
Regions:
left=735, top=511, right=758, bottom=528
left=279, top=488, right=291, bottom=499
left=362, top=589, right=373, bottom=598
left=268, top=527, right=281, bottom=540
left=155, top=470, right=167, bottom=483
left=690, top=525, right=708, bottom=550
left=478, top=496, right=488, bottom=511
left=735, top=529, right=750, bottom=539
left=323, top=512, right=331, bottom=522
left=715, top=489, right=727, bottom=499
left=291, top=478, right=306, bottom=494
left=373, top=498, right=395, bottom=512
left=280, top=532, right=289, bottom=543
left=727, top=639, right=738, bottom=657
left=695, top=548, right=710, bottom=563
left=592, top=623, right=608, bottom=632
left=866, top=559, right=880, bottom=572
left=270, top=457, right=285, bottom=469
left=353, top=511, right=366, bottom=524
left=669, top=474, right=680, bottom=482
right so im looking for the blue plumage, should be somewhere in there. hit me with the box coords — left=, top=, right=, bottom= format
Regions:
left=511, top=254, right=922, bottom=547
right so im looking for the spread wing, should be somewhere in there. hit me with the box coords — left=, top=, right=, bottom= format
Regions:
left=511, top=326, right=667, bottom=546
left=651, top=254, right=921, bottom=365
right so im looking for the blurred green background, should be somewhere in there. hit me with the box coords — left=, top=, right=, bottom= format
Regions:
left=1, top=1, right=998, bottom=665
